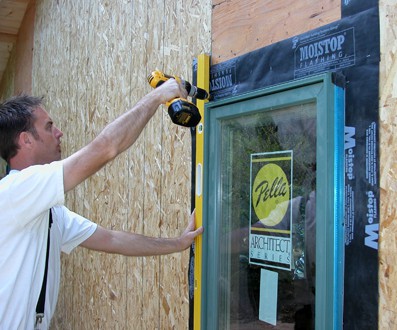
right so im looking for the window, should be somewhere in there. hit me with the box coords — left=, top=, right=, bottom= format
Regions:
left=199, top=73, right=344, bottom=329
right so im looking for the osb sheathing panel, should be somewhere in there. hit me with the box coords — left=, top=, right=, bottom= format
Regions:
left=0, top=45, right=16, bottom=102
left=31, top=0, right=210, bottom=329
left=211, top=0, right=341, bottom=64
left=379, top=0, right=397, bottom=328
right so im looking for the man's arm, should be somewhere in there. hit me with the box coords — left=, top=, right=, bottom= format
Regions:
left=63, top=79, right=186, bottom=193
left=80, top=211, right=203, bottom=256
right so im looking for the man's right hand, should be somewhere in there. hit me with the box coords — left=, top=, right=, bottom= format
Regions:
left=150, top=77, right=188, bottom=104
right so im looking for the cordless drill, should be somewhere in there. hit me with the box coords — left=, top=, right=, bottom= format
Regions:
left=147, top=70, right=209, bottom=127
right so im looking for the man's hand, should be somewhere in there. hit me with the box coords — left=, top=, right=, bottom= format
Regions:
left=176, top=210, right=204, bottom=251
left=151, top=78, right=188, bottom=104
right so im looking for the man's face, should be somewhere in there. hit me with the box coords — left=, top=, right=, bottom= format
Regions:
left=30, top=106, right=63, bottom=164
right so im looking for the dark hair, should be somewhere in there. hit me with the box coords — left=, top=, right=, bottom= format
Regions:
left=0, top=94, right=44, bottom=162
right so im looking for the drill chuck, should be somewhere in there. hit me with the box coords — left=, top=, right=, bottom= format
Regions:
left=183, top=81, right=209, bottom=100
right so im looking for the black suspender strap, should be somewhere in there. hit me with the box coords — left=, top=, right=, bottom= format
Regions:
left=35, top=209, right=53, bottom=326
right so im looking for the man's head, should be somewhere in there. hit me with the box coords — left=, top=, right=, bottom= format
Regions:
left=0, top=95, right=63, bottom=169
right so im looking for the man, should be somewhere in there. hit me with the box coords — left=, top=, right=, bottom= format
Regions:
left=0, top=79, right=203, bottom=329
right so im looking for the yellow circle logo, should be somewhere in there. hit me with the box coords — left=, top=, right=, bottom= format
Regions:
left=252, top=163, right=290, bottom=226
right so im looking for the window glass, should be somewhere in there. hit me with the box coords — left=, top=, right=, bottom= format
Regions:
left=218, top=102, right=316, bottom=329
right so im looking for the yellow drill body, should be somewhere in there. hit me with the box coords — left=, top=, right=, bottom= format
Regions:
left=147, top=70, right=209, bottom=127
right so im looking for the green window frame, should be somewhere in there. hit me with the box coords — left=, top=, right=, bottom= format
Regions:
left=200, top=73, right=344, bottom=329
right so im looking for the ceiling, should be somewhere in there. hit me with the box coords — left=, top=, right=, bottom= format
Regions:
left=0, top=0, right=30, bottom=84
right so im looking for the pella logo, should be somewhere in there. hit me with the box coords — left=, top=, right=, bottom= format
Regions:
left=252, top=163, right=289, bottom=227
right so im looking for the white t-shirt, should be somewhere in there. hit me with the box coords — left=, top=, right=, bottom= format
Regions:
left=0, top=161, right=97, bottom=329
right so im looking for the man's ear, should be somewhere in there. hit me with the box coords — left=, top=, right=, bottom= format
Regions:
left=18, top=131, right=34, bottom=149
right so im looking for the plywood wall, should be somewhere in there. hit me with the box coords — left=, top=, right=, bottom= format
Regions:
left=379, top=0, right=397, bottom=328
left=211, top=0, right=341, bottom=64
left=31, top=0, right=211, bottom=329
left=0, top=46, right=16, bottom=103
left=14, top=0, right=35, bottom=95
